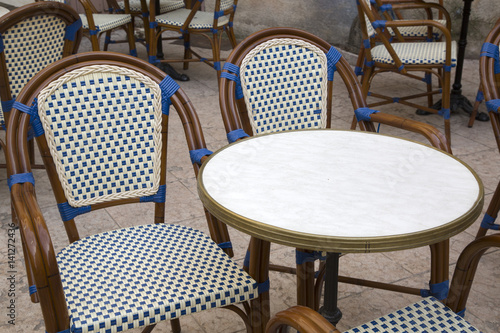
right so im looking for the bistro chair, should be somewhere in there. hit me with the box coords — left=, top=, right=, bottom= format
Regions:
left=354, top=0, right=450, bottom=77
left=0, top=1, right=82, bottom=170
left=475, top=19, right=500, bottom=238
left=148, top=0, right=239, bottom=82
left=6, top=51, right=259, bottom=333
left=218, top=27, right=451, bottom=311
left=356, top=0, right=456, bottom=150
left=266, top=233, right=500, bottom=333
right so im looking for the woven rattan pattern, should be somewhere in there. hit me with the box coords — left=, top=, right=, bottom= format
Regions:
left=346, top=297, right=479, bottom=332
left=371, top=41, right=457, bottom=65
left=119, top=0, right=185, bottom=13
left=3, top=15, right=67, bottom=99
left=58, top=223, right=258, bottom=333
left=80, top=13, right=132, bottom=31
left=155, top=8, right=229, bottom=28
left=239, top=38, right=328, bottom=135
left=37, top=65, right=163, bottom=207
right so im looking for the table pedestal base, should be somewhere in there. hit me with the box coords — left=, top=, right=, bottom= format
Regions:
left=319, top=253, right=343, bottom=326
left=416, top=92, right=489, bottom=122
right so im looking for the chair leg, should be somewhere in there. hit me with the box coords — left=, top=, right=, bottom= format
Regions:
left=468, top=87, right=483, bottom=128
left=476, top=180, right=500, bottom=239
left=126, top=22, right=137, bottom=56
left=103, top=31, right=112, bottom=51
left=212, top=32, right=222, bottom=84
left=183, top=32, right=191, bottom=70
left=226, top=26, right=238, bottom=48
left=90, top=32, right=101, bottom=51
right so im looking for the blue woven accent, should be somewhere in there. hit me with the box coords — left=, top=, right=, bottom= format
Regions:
left=180, top=28, right=187, bottom=34
left=486, top=99, right=500, bottom=113
left=256, top=279, right=270, bottom=294
left=365, top=60, right=375, bottom=68
left=326, top=46, right=342, bottom=81
left=8, top=173, right=35, bottom=191
left=363, top=39, right=370, bottom=49
left=476, top=90, right=484, bottom=102
left=295, top=250, right=325, bottom=265
left=149, top=21, right=158, bottom=29
left=57, top=202, right=91, bottom=222
left=64, top=18, right=82, bottom=41
left=456, top=308, right=466, bottom=318
left=140, top=184, right=166, bottom=203
left=89, top=29, right=99, bottom=36
left=214, top=10, right=224, bottom=19
left=420, top=280, right=449, bottom=300
left=393, top=97, right=400, bottom=103
left=214, top=61, right=221, bottom=71
left=372, top=20, right=386, bottom=30
left=54, top=329, right=71, bottom=333
left=227, top=129, right=249, bottom=143
left=380, top=4, right=392, bottom=12
left=397, top=65, right=404, bottom=72
left=148, top=55, right=160, bottom=64
left=211, top=28, right=219, bottom=34
left=243, top=250, right=250, bottom=268
left=422, top=73, right=432, bottom=85
left=439, top=108, right=451, bottom=119
left=222, top=62, right=243, bottom=99
left=355, top=107, right=379, bottom=121
left=142, top=11, right=149, bottom=18
left=0, top=33, right=3, bottom=53
left=354, top=66, right=363, bottom=76
left=13, top=100, right=44, bottom=137
left=29, top=285, right=37, bottom=295
left=130, top=49, right=138, bottom=57
left=228, top=21, right=233, bottom=28
left=104, top=35, right=112, bottom=43
left=443, top=65, right=452, bottom=72
left=217, top=241, right=232, bottom=249
left=2, top=99, right=14, bottom=113
left=480, top=42, right=499, bottom=60
left=480, top=213, right=499, bottom=230
left=370, top=0, right=376, bottom=4
left=189, top=148, right=213, bottom=165
left=159, top=76, right=180, bottom=115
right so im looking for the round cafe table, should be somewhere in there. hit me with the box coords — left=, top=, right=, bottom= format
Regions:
left=197, top=129, right=483, bottom=332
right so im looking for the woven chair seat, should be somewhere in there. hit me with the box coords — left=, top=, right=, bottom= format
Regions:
left=389, top=19, right=446, bottom=38
left=345, top=297, right=479, bottom=333
left=57, top=223, right=258, bottom=333
left=371, top=40, right=457, bottom=66
left=80, top=13, right=132, bottom=32
left=155, top=8, right=229, bottom=29
left=118, top=0, right=184, bottom=13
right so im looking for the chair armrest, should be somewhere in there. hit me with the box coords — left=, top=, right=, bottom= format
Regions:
left=366, top=112, right=451, bottom=153
left=265, top=306, right=340, bottom=333
left=389, top=3, right=451, bottom=28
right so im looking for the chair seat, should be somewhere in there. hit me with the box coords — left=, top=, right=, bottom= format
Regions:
left=118, top=0, right=184, bottom=14
left=80, top=13, right=132, bottom=32
left=155, top=8, right=229, bottom=29
left=57, top=223, right=258, bottom=332
left=389, top=19, right=447, bottom=38
left=345, top=297, right=480, bottom=333
left=371, top=40, right=457, bottom=66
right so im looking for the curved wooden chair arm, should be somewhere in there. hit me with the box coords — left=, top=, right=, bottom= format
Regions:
left=266, top=306, right=340, bottom=333
left=367, top=112, right=451, bottom=153
left=383, top=19, right=452, bottom=42
left=389, top=3, right=450, bottom=22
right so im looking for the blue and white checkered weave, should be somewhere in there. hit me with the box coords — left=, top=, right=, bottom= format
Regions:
left=37, top=65, right=163, bottom=207
left=239, top=38, right=328, bottom=135
left=346, top=297, right=480, bottom=332
left=118, top=0, right=185, bottom=13
left=57, top=223, right=258, bottom=333
left=80, top=13, right=132, bottom=33
left=371, top=41, right=457, bottom=66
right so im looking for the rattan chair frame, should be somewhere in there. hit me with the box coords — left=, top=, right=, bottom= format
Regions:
left=356, top=0, right=455, bottom=150
left=266, top=233, right=500, bottom=333
left=6, top=51, right=256, bottom=333
left=217, top=27, right=451, bottom=312
left=148, top=0, right=238, bottom=82
left=475, top=20, right=500, bottom=238
left=0, top=2, right=82, bottom=170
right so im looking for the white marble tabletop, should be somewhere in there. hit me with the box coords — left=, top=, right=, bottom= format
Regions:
left=198, top=130, right=484, bottom=252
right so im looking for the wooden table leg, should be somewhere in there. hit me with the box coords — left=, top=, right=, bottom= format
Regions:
left=429, top=239, right=450, bottom=300
left=248, top=236, right=271, bottom=333
left=296, top=249, right=317, bottom=309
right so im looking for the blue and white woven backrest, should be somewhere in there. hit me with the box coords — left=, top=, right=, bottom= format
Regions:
left=239, top=38, right=329, bottom=135
left=219, top=0, right=234, bottom=11
left=2, top=15, right=68, bottom=103
left=37, top=65, right=163, bottom=207
left=363, top=0, right=376, bottom=38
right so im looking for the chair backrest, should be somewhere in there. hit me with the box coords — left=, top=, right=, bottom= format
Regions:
left=6, top=51, right=211, bottom=331
left=219, top=27, right=371, bottom=141
left=0, top=2, right=81, bottom=128
left=479, top=18, right=500, bottom=153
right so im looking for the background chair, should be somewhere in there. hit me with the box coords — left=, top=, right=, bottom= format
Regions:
left=266, top=233, right=500, bottom=333
left=148, top=0, right=239, bottom=81
left=217, top=27, right=451, bottom=312
left=475, top=19, right=500, bottom=238
left=356, top=0, right=456, bottom=150
left=6, top=52, right=258, bottom=333
left=0, top=1, right=82, bottom=169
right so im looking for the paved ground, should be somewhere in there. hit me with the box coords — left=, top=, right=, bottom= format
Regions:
left=0, top=6, right=499, bottom=333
